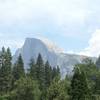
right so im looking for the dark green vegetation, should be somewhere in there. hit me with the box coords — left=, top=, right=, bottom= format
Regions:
left=0, top=47, right=100, bottom=100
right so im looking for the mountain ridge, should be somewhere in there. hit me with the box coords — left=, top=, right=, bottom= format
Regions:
left=12, top=37, right=96, bottom=77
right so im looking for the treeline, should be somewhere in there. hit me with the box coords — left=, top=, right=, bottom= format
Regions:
left=0, top=47, right=100, bottom=100
left=0, top=47, right=60, bottom=100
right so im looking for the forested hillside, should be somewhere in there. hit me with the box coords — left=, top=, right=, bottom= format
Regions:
left=0, top=47, right=100, bottom=100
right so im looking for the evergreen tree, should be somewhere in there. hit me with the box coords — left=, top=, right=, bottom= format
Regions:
left=36, top=54, right=45, bottom=90
left=56, top=65, right=60, bottom=76
left=29, top=58, right=37, bottom=80
left=78, top=59, right=99, bottom=92
left=96, top=56, right=100, bottom=68
left=70, top=67, right=90, bottom=100
left=0, top=47, right=12, bottom=95
left=36, top=54, right=46, bottom=100
left=45, top=61, right=52, bottom=88
left=47, top=76, right=69, bottom=100
left=52, top=67, right=57, bottom=80
left=10, top=77, right=41, bottom=100
left=13, top=54, right=25, bottom=81
left=94, top=72, right=100, bottom=96
left=6, top=47, right=12, bottom=66
left=5, top=48, right=12, bottom=91
left=52, top=66, right=60, bottom=80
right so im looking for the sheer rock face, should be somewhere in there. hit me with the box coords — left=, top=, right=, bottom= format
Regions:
left=12, top=38, right=96, bottom=77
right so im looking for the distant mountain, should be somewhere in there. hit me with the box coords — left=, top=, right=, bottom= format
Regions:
left=12, top=38, right=96, bottom=77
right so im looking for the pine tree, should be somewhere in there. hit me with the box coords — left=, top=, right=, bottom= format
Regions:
left=36, top=54, right=46, bottom=100
left=45, top=61, right=52, bottom=88
left=10, top=77, right=41, bottom=100
left=96, top=56, right=100, bottom=68
left=52, top=66, right=60, bottom=80
left=47, top=76, right=69, bottom=100
left=36, top=54, right=45, bottom=89
left=94, top=73, right=100, bottom=95
left=0, top=47, right=12, bottom=95
left=29, top=58, right=37, bottom=80
left=52, top=67, right=57, bottom=80
left=70, top=67, right=90, bottom=100
left=13, top=54, right=25, bottom=81
left=56, top=65, right=60, bottom=76
left=5, top=48, right=12, bottom=91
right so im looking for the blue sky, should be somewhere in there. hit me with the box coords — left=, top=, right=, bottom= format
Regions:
left=0, top=0, right=100, bottom=57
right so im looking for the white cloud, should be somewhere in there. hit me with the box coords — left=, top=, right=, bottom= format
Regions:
left=79, top=29, right=100, bottom=57
left=0, top=0, right=98, bottom=38
left=0, top=0, right=100, bottom=55
left=0, top=33, right=24, bottom=53
left=0, top=39, right=24, bottom=50
left=66, top=50, right=75, bottom=54
left=0, top=0, right=90, bottom=30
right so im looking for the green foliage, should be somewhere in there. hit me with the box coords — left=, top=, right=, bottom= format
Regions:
left=28, top=58, right=37, bottom=80
left=96, top=56, right=100, bottom=68
left=0, top=47, right=12, bottom=95
left=45, top=61, right=52, bottom=88
left=94, top=72, right=100, bottom=95
left=28, top=54, right=61, bottom=100
left=10, top=77, right=41, bottom=100
left=76, top=58, right=99, bottom=92
left=47, top=76, right=69, bottom=100
left=0, top=95, right=10, bottom=100
left=70, top=67, right=91, bottom=100
left=0, top=47, right=100, bottom=100
left=12, top=54, right=25, bottom=81
left=52, top=66, right=60, bottom=80
left=35, top=54, right=61, bottom=100
left=36, top=53, right=45, bottom=91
